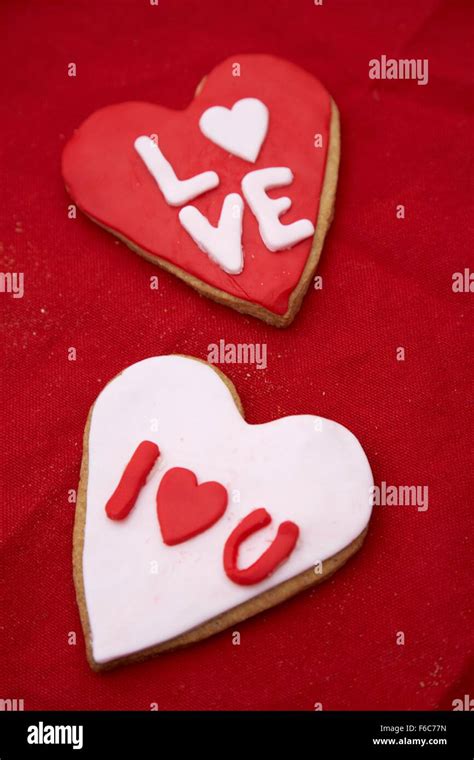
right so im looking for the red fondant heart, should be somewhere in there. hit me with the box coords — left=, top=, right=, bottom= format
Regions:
left=157, top=467, right=228, bottom=546
left=62, top=55, right=337, bottom=324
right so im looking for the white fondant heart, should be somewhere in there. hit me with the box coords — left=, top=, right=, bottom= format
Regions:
left=199, top=98, right=269, bottom=162
left=81, top=356, right=373, bottom=665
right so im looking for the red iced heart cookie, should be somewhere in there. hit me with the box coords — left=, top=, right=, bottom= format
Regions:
left=62, top=55, right=340, bottom=326
left=157, top=467, right=228, bottom=545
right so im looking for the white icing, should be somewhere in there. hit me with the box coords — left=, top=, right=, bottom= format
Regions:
left=83, top=356, right=373, bottom=664
left=199, top=98, right=269, bottom=163
left=134, top=135, right=219, bottom=206
left=242, top=167, right=315, bottom=251
left=179, top=193, right=244, bottom=274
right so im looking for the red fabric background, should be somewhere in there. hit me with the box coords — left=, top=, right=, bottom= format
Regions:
left=1, top=0, right=472, bottom=711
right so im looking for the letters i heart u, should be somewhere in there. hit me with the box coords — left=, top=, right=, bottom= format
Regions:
left=74, top=356, right=373, bottom=670
left=62, top=55, right=340, bottom=326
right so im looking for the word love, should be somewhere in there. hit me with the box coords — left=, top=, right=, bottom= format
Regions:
left=134, top=98, right=315, bottom=275
left=105, top=440, right=299, bottom=586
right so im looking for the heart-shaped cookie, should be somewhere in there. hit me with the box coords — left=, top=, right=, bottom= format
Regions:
left=74, top=356, right=373, bottom=670
left=62, top=55, right=340, bottom=327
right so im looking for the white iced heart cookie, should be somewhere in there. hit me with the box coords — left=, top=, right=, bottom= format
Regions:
left=74, top=356, right=373, bottom=670
left=199, top=98, right=269, bottom=162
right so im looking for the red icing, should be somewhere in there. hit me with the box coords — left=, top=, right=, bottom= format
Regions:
left=223, top=508, right=299, bottom=586
left=105, top=441, right=160, bottom=520
left=157, top=467, right=227, bottom=546
left=62, top=55, right=332, bottom=316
